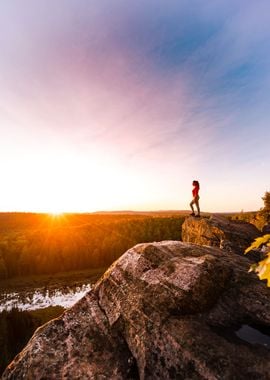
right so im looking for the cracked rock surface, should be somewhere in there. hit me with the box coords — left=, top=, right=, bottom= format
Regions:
left=3, top=241, right=270, bottom=379
left=182, top=215, right=260, bottom=255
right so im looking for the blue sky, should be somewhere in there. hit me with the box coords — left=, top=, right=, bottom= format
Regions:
left=0, top=0, right=269, bottom=212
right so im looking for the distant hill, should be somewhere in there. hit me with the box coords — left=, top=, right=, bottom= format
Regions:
left=92, top=210, right=191, bottom=216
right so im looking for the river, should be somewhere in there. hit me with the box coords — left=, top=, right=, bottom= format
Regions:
left=0, top=284, right=92, bottom=312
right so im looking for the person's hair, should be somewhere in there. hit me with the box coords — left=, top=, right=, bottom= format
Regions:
left=193, top=180, right=200, bottom=188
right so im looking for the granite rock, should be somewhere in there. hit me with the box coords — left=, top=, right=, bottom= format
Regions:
left=3, top=241, right=270, bottom=379
left=182, top=215, right=260, bottom=256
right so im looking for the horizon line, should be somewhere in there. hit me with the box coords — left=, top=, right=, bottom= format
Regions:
left=0, top=209, right=258, bottom=215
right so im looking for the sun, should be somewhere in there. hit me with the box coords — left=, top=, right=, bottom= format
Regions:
left=46, top=206, right=65, bottom=218
left=50, top=211, right=64, bottom=217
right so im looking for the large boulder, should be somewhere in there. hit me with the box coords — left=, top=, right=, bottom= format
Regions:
left=182, top=215, right=260, bottom=255
left=3, top=241, right=270, bottom=379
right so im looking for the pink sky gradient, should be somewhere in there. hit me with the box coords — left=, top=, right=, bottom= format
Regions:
left=0, top=1, right=269, bottom=213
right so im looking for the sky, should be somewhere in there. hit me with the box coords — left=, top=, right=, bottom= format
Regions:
left=0, top=0, right=269, bottom=213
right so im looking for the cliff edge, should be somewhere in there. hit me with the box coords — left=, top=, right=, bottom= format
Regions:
left=182, top=214, right=260, bottom=255
left=3, top=237, right=270, bottom=379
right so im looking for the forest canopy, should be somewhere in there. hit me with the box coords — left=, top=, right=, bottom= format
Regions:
left=0, top=212, right=185, bottom=280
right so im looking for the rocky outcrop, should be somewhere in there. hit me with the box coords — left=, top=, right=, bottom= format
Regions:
left=3, top=241, right=270, bottom=380
left=182, top=215, right=260, bottom=255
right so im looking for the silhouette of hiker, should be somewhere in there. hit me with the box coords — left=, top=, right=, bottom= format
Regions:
left=190, top=180, right=200, bottom=217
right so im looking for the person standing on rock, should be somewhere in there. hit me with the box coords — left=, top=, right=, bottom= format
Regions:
left=190, top=180, right=200, bottom=217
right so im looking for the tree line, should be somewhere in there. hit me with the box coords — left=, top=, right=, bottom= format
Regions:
left=0, top=214, right=185, bottom=280
left=232, top=191, right=270, bottom=230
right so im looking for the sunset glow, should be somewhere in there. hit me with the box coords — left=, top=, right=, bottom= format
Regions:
left=49, top=211, right=65, bottom=218
left=0, top=1, right=269, bottom=213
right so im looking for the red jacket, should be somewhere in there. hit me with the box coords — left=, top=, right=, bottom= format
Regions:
left=192, top=186, right=199, bottom=197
